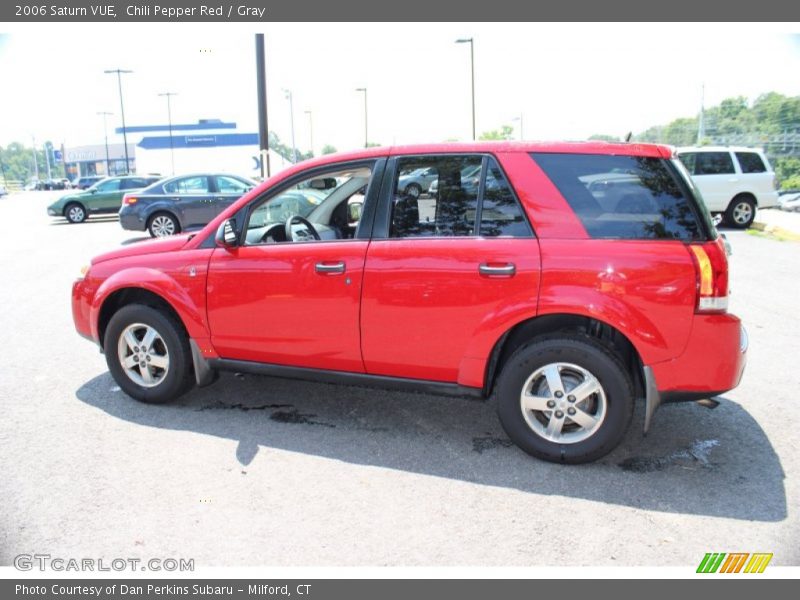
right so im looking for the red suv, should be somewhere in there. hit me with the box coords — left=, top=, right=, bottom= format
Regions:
left=71, top=142, right=747, bottom=463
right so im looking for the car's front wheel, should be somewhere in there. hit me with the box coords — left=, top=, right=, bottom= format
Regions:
left=104, top=304, right=194, bottom=403
left=64, top=202, right=87, bottom=223
left=496, top=335, right=634, bottom=464
left=148, top=212, right=180, bottom=238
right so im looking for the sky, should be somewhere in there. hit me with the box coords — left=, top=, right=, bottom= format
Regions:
left=0, top=24, right=799, bottom=155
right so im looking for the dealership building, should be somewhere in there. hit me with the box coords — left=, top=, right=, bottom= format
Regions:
left=65, top=118, right=293, bottom=181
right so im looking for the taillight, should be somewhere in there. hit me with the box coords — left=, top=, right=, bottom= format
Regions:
left=124, top=196, right=138, bottom=205
left=689, top=239, right=729, bottom=313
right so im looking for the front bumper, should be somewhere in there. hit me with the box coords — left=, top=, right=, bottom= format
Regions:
left=47, top=207, right=58, bottom=216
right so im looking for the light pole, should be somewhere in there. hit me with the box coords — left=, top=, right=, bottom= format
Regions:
left=104, top=68, right=133, bottom=174
left=158, top=92, right=178, bottom=175
left=304, top=110, right=313, bottom=156
left=97, top=111, right=113, bottom=175
left=512, top=114, right=524, bottom=140
left=283, top=89, right=298, bottom=163
left=31, top=135, right=39, bottom=181
left=355, top=87, right=368, bottom=148
left=455, top=38, right=475, bottom=140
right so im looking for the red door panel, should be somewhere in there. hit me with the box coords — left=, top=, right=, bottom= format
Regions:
left=206, top=241, right=368, bottom=372
left=360, top=238, right=541, bottom=384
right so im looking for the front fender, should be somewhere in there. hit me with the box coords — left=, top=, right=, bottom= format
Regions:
left=90, top=266, right=209, bottom=343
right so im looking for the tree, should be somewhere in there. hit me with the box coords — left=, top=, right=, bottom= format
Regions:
left=588, top=134, right=620, bottom=142
left=321, top=144, right=337, bottom=155
left=479, top=125, right=514, bottom=141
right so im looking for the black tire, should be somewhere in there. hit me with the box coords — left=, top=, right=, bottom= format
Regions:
left=404, top=183, right=422, bottom=199
left=495, top=335, right=634, bottom=464
left=104, top=304, right=194, bottom=404
left=148, top=212, right=180, bottom=238
left=64, top=202, right=87, bottom=223
left=725, top=195, right=756, bottom=229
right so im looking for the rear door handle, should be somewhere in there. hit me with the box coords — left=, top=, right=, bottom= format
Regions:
left=479, top=263, right=516, bottom=277
left=315, top=261, right=346, bottom=275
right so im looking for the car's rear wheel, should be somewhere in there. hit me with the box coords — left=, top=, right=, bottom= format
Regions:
left=404, top=183, right=422, bottom=199
left=148, top=212, right=180, bottom=238
left=104, top=304, right=194, bottom=404
left=496, top=335, right=634, bottom=464
left=725, top=195, right=756, bottom=229
left=64, top=202, right=87, bottom=224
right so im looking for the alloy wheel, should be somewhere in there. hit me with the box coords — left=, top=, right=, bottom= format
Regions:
left=117, top=323, right=170, bottom=388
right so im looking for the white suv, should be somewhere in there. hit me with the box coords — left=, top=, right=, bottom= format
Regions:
left=676, top=146, right=779, bottom=228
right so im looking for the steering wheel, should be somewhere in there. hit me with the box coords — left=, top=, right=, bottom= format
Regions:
left=285, top=215, right=321, bottom=242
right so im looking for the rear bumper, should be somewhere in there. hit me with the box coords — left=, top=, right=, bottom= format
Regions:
left=119, top=207, right=147, bottom=231
left=644, top=314, right=747, bottom=431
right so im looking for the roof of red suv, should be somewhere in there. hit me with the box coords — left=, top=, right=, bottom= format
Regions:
left=264, top=141, right=673, bottom=182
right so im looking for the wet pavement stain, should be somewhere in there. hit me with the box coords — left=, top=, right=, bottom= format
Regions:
left=269, top=408, right=335, bottom=428
left=618, top=439, right=720, bottom=473
left=472, top=436, right=514, bottom=454
left=195, top=401, right=293, bottom=412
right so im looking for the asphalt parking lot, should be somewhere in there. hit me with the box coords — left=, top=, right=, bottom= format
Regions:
left=1, top=191, right=798, bottom=567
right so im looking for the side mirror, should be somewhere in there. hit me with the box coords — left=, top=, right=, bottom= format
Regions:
left=215, top=219, right=239, bottom=248
left=348, top=201, right=363, bottom=222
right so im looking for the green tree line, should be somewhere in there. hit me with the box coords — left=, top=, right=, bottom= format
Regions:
left=592, top=91, right=800, bottom=189
left=0, top=142, right=65, bottom=185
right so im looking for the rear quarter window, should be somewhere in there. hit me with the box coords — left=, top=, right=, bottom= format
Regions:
left=735, top=152, right=767, bottom=174
left=532, top=153, right=705, bottom=241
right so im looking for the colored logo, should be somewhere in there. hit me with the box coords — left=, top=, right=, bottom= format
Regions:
left=697, top=552, right=773, bottom=573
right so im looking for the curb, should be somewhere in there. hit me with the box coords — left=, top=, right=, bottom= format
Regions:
left=751, top=221, right=800, bottom=241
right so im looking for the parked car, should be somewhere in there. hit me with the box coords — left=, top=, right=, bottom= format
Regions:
left=778, top=190, right=800, bottom=212
left=47, top=175, right=160, bottom=223
left=71, top=175, right=105, bottom=190
left=71, top=142, right=746, bottom=464
left=397, top=166, right=438, bottom=199
left=118, top=173, right=257, bottom=237
left=676, top=146, right=780, bottom=228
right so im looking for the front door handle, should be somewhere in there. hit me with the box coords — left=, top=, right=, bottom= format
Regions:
left=479, top=263, right=516, bottom=277
left=315, top=261, right=346, bottom=275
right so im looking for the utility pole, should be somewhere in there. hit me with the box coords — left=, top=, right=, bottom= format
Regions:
left=304, top=110, right=313, bottom=156
left=31, top=135, right=39, bottom=181
left=283, top=89, right=298, bottom=163
left=97, top=112, right=113, bottom=175
left=697, top=83, right=705, bottom=145
left=513, top=113, right=524, bottom=140
left=158, top=92, right=178, bottom=175
left=355, top=87, right=368, bottom=148
left=104, top=68, right=133, bottom=173
left=456, top=38, right=476, bottom=140
left=255, top=34, right=270, bottom=178
left=45, top=142, right=52, bottom=180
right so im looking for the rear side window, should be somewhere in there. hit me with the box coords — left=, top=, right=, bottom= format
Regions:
left=480, top=158, right=532, bottom=237
left=532, top=153, right=703, bottom=240
left=735, top=152, right=767, bottom=174
left=693, top=152, right=735, bottom=175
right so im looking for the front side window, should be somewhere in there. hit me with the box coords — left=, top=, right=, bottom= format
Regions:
left=532, top=152, right=704, bottom=240
left=164, top=176, right=210, bottom=194
left=735, top=152, right=767, bottom=174
left=244, top=164, right=374, bottom=245
left=216, top=176, right=252, bottom=194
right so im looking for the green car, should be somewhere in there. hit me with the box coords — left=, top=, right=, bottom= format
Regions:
left=47, top=175, right=160, bottom=223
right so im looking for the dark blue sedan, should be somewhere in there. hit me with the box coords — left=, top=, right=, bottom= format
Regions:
left=119, top=173, right=256, bottom=237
